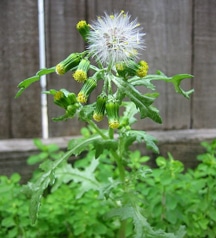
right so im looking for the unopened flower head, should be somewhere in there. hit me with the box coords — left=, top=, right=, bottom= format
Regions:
left=87, top=11, right=145, bottom=66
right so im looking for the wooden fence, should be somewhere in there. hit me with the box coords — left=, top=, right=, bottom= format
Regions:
left=1, top=0, right=216, bottom=139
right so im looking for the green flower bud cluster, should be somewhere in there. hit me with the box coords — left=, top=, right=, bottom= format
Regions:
left=92, top=94, right=122, bottom=130
left=116, top=60, right=149, bottom=78
left=52, top=18, right=151, bottom=128
left=53, top=89, right=79, bottom=117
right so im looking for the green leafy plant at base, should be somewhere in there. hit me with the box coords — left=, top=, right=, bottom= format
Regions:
left=15, top=11, right=195, bottom=237
left=1, top=140, right=216, bottom=237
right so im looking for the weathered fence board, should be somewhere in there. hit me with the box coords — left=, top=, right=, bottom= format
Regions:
left=123, top=0, right=193, bottom=130
left=0, top=0, right=216, bottom=139
left=44, top=0, right=87, bottom=137
left=0, top=0, right=41, bottom=139
left=1, top=129, right=216, bottom=182
left=192, top=0, right=216, bottom=128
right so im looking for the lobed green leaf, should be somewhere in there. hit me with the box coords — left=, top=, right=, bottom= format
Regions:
left=15, top=67, right=56, bottom=98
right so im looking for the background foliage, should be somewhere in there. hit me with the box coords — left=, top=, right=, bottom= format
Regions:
left=0, top=139, right=216, bottom=238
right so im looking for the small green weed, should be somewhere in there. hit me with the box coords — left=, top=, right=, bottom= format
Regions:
left=1, top=139, right=216, bottom=237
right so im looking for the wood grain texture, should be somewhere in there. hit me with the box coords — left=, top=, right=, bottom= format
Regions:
left=0, top=0, right=215, bottom=139
left=1, top=129, right=215, bottom=181
left=45, top=0, right=86, bottom=137
left=0, top=0, right=42, bottom=138
left=192, top=0, right=216, bottom=128
left=125, top=0, right=193, bottom=130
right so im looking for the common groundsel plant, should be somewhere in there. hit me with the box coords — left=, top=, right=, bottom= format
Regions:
left=16, top=11, right=194, bottom=237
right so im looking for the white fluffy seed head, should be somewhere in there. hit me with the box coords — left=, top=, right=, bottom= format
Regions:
left=87, top=11, right=145, bottom=66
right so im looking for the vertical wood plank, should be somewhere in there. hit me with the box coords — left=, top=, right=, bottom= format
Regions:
left=0, top=0, right=41, bottom=138
left=126, top=0, right=193, bottom=130
left=192, top=0, right=216, bottom=128
left=45, top=0, right=87, bottom=137
left=2, top=0, right=215, bottom=138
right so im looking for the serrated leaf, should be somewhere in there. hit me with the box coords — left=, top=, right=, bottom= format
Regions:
left=27, top=135, right=103, bottom=224
left=94, top=139, right=118, bottom=158
left=107, top=204, right=185, bottom=238
left=29, top=189, right=43, bottom=224
left=68, top=134, right=101, bottom=156
left=27, top=169, right=55, bottom=224
left=43, top=89, right=57, bottom=95
left=112, top=76, right=162, bottom=123
left=122, top=101, right=139, bottom=125
left=52, top=114, right=69, bottom=121
left=112, top=77, right=156, bottom=105
left=79, top=103, right=95, bottom=121
left=129, top=72, right=194, bottom=99
left=15, top=75, right=40, bottom=98
left=127, top=130, right=159, bottom=153
left=55, top=157, right=100, bottom=198
left=126, top=85, right=157, bottom=107
left=36, top=67, right=56, bottom=76
left=171, top=74, right=194, bottom=98
left=119, top=133, right=136, bottom=155
left=129, top=74, right=169, bottom=89
left=15, top=67, right=55, bottom=98
left=139, top=105, right=162, bottom=123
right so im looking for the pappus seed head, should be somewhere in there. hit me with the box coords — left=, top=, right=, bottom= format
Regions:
left=87, top=11, right=145, bottom=66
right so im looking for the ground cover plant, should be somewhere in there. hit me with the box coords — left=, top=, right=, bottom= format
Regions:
left=1, top=139, right=216, bottom=237
left=14, top=11, right=195, bottom=237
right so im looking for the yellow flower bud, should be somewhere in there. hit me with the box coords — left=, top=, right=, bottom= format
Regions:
left=105, top=98, right=120, bottom=129
left=76, top=20, right=90, bottom=41
left=136, top=60, right=149, bottom=77
left=93, top=93, right=107, bottom=122
left=73, top=59, right=90, bottom=83
left=77, top=78, right=97, bottom=104
left=73, top=70, right=87, bottom=83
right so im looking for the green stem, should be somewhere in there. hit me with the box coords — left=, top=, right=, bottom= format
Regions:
left=87, top=120, right=127, bottom=237
left=110, top=134, right=127, bottom=238
left=87, top=119, right=108, bottom=140
left=110, top=149, right=125, bottom=186
left=109, top=127, right=114, bottom=139
left=118, top=220, right=127, bottom=238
